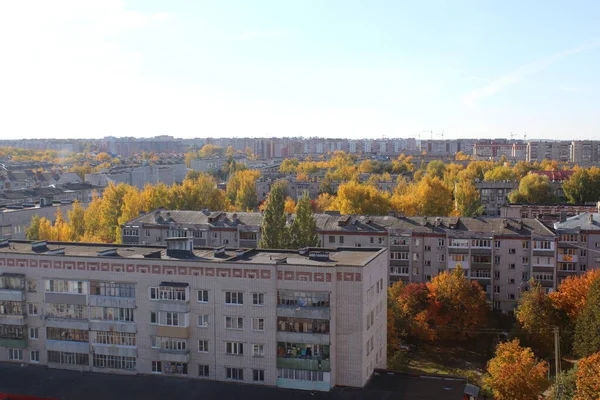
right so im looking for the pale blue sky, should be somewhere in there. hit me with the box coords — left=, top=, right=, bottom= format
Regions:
left=1, top=1, right=599, bottom=140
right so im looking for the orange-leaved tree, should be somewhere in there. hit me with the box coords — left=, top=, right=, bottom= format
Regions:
left=425, top=265, right=487, bottom=341
left=485, top=339, right=548, bottom=400
left=574, top=352, right=600, bottom=400
left=550, top=269, right=600, bottom=319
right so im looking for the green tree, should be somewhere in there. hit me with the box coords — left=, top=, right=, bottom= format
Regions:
left=484, top=165, right=517, bottom=181
left=426, top=160, right=446, bottom=180
left=574, top=278, right=600, bottom=358
left=563, top=167, right=600, bottom=204
left=548, top=367, right=577, bottom=400
left=508, top=173, right=555, bottom=204
left=288, top=193, right=319, bottom=249
left=515, top=280, right=556, bottom=354
left=258, top=182, right=288, bottom=249
left=26, top=215, right=40, bottom=240
left=453, top=179, right=484, bottom=216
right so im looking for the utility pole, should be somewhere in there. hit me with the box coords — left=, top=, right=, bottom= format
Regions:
left=554, top=326, right=562, bottom=398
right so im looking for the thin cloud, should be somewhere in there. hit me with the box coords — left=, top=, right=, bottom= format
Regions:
left=463, top=40, right=600, bottom=106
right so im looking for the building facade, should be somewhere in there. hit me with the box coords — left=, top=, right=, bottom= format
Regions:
left=0, top=240, right=387, bottom=391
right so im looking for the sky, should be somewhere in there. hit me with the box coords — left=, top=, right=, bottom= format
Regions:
left=1, top=0, right=599, bottom=141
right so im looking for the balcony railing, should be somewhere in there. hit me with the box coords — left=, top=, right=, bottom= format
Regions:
left=276, top=357, right=330, bottom=372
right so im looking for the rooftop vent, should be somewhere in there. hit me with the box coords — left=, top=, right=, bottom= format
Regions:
left=308, top=250, right=330, bottom=261
left=589, top=213, right=595, bottom=224
left=0, top=239, right=8, bottom=248
left=213, top=245, right=226, bottom=257
left=423, top=216, right=428, bottom=226
left=31, top=241, right=47, bottom=252
left=208, top=211, right=223, bottom=223
left=47, top=248, right=65, bottom=255
left=518, top=220, right=523, bottom=230
left=166, top=237, right=194, bottom=258
left=273, top=256, right=287, bottom=264
left=97, top=248, right=118, bottom=257
left=503, top=219, right=510, bottom=228
left=337, top=215, right=351, bottom=226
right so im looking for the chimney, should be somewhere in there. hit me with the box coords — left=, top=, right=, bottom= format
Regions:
left=589, top=213, right=594, bottom=224
left=559, top=211, right=567, bottom=223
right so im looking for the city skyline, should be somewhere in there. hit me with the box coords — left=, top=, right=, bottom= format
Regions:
left=1, top=1, right=599, bottom=140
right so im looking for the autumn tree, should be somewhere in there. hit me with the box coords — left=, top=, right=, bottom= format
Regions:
left=550, top=269, right=600, bottom=320
left=95, top=152, right=112, bottom=162
left=483, top=165, right=517, bottom=181
left=26, top=215, right=40, bottom=240
left=52, top=208, right=71, bottom=242
left=284, top=197, right=296, bottom=214
left=288, top=193, right=319, bottom=249
left=332, top=181, right=390, bottom=215
left=259, top=182, right=288, bottom=249
left=198, top=144, right=224, bottom=158
left=574, top=352, right=600, bottom=400
left=426, top=265, right=487, bottom=341
left=574, top=278, right=600, bottom=358
left=395, top=282, right=435, bottom=341
left=314, top=193, right=336, bottom=212
left=67, top=201, right=86, bottom=241
left=563, top=167, right=600, bottom=204
left=391, top=176, right=453, bottom=216
left=515, top=280, right=557, bottom=354
left=426, top=160, right=446, bottom=180
left=508, top=173, right=555, bottom=204
left=453, top=179, right=484, bottom=217
left=227, top=170, right=260, bottom=211
left=484, top=339, right=549, bottom=400
left=279, top=158, right=299, bottom=174
left=387, top=282, right=405, bottom=356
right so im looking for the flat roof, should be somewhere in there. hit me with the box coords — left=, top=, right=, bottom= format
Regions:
left=0, top=240, right=385, bottom=268
left=0, top=363, right=468, bottom=400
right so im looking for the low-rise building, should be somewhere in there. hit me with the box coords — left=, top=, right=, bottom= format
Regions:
left=0, top=240, right=387, bottom=391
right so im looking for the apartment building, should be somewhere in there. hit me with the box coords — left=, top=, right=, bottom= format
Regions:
left=85, top=164, right=188, bottom=190
left=526, top=141, right=571, bottom=163
left=570, top=141, right=600, bottom=165
left=123, top=211, right=556, bottom=314
left=1, top=204, right=75, bottom=240
left=554, top=212, right=600, bottom=285
left=0, top=239, right=388, bottom=391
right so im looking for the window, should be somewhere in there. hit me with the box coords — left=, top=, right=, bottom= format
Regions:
left=252, top=318, right=265, bottom=331
left=252, top=293, right=264, bottom=306
left=437, top=254, right=445, bottom=262
left=253, top=369, right=265, bottom=382
left=46, top=303, right=87, bottom=319
left=225, top=291, right=243, bottom=305
left=197, top=290, right=209, bottom=303
left=252, top=344, right=265, bottom=357
left=152, top=361, right=162, bottom=373
left=390, top=252, right=409, bottom=260
left=198, top=365, right=210, bottom=377
left=277, top=291, right=330, bottom=307
left=47, top=351, right=89, bottom=365
left=413, top=253, right=419, bottom=261
left=534, top=241, right=553, bottom=250
left=47, top=327, right=88, bottom=342
left=413, top=267, right=420, bottom=275
left=494, top=286, right=501, bottom=294
left=151, top=337, right=187, bottom=351
left=522, top=272, right=529, bottom=281
left=145, top=230, right=151, bottom=237
left=559, top=263, right=576, bottom=272
left=509, top=264, right=516, bottom=269
left=30, top=350, right=40, bottom=363
left=450, top=254, right=465, bottom=262
left=494, top=255, right=501, bottom=265
left=390, top=266, right=409, bottom=275
left=91, top=282, right=135, bottom=298
left=533, top=273, right=554, bottom=281
left=509, top=248, right=516, bottom=254
left=522, top=256, right=530, bottom=264
left=29, top=327, right=38, bottom=340
left=123, top=228, right=139, bottom=236
left=198, top=340, right=209, bottom=352
left=90, top=307, right=134, bottom=322
left=27, top=303, right=38, bottom=316
left=198, top=315, right=209, bottom=327
left=471, top=239, right=491, bottom=248
left=226, top=342, right=243, bottom=355
left=370, top=237, right=375, bottom=244
left=339, top=236, right=344, bottom=244
left=45, top=279, right=85, bottom=294
left=166, top=312, right=180, bottom=326
left=495, top=240, right=501, bottom=248
left=150, top=312, right=157, bottom=324
left=494, top=271, right=500, bottom=279
left=580, top=249, right=587, bottom=257
left=277, top=368, right=325, bottom=382
left=522, top=241, right=530, bottom=249
left=94, top=331, right=136, bottom=346
left=226, top=367, right=244, bottom=381
left=581, top=264, right=587, bottom=272
left=8, top=349, right=23, bottom=361
left=329, top=236, right=335, bottom=244
left=149, top=286, right=187, bottom=301
left=0, top=326, right=24, bottom=340
left=93, top=354, right=136, bottom=370
left=493, top=301, right=501, bottom=309
left=424, top=245, right=431, bottom=251
left=27, top=280, right=37, bottom=293
left=225, top=316, right=244, bottom=330
left=438, top=239, right=445, bottom=247
left=509, top=278, right=515, bottom=284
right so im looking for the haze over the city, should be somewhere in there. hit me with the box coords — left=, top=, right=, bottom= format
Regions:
left=1, top=0, right=599, bottom=140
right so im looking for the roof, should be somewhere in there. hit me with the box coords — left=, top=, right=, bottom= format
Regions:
left=0, top=363, right=468, bottom=400
left=530, top=170, right=574, bottom=181
left=554, top=212, right=600, bottom=232
left=0, top=240, right=384, bottom=268
left=124, top=210, right=556, bottom=238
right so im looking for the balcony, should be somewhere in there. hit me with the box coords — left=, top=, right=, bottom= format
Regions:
left=0, top=289, right=26, bottom=302
left=89, top=320, right=137, bottom=333
left=89, top=295, right=135, bottom=309
left=156, top=325, right=190, bottom=339
left=276, top=357, right=331, bottom=372
left=158, top=349, right=191, bottom=363
left=0, top=337, right=27, bottom=349
left=239, top=240, right=258, bottom=248
left=46, top=340, right=90, bottom=354
left=276, top=378, right=330, bottom=392
left=45, top=292, right=87, bottom=306
left=448, top=261, right=469, bottom=270
left=471, top=262, right=492, bottom=269
left=92, top=343, right=137, bottom=358
left=46, top=318, right=89, bottom=331
left=557, top=254, right=578, bottom=263
left=277, top=331, right=330, bottom=345
left=277, top=306, right=330, bottom=320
